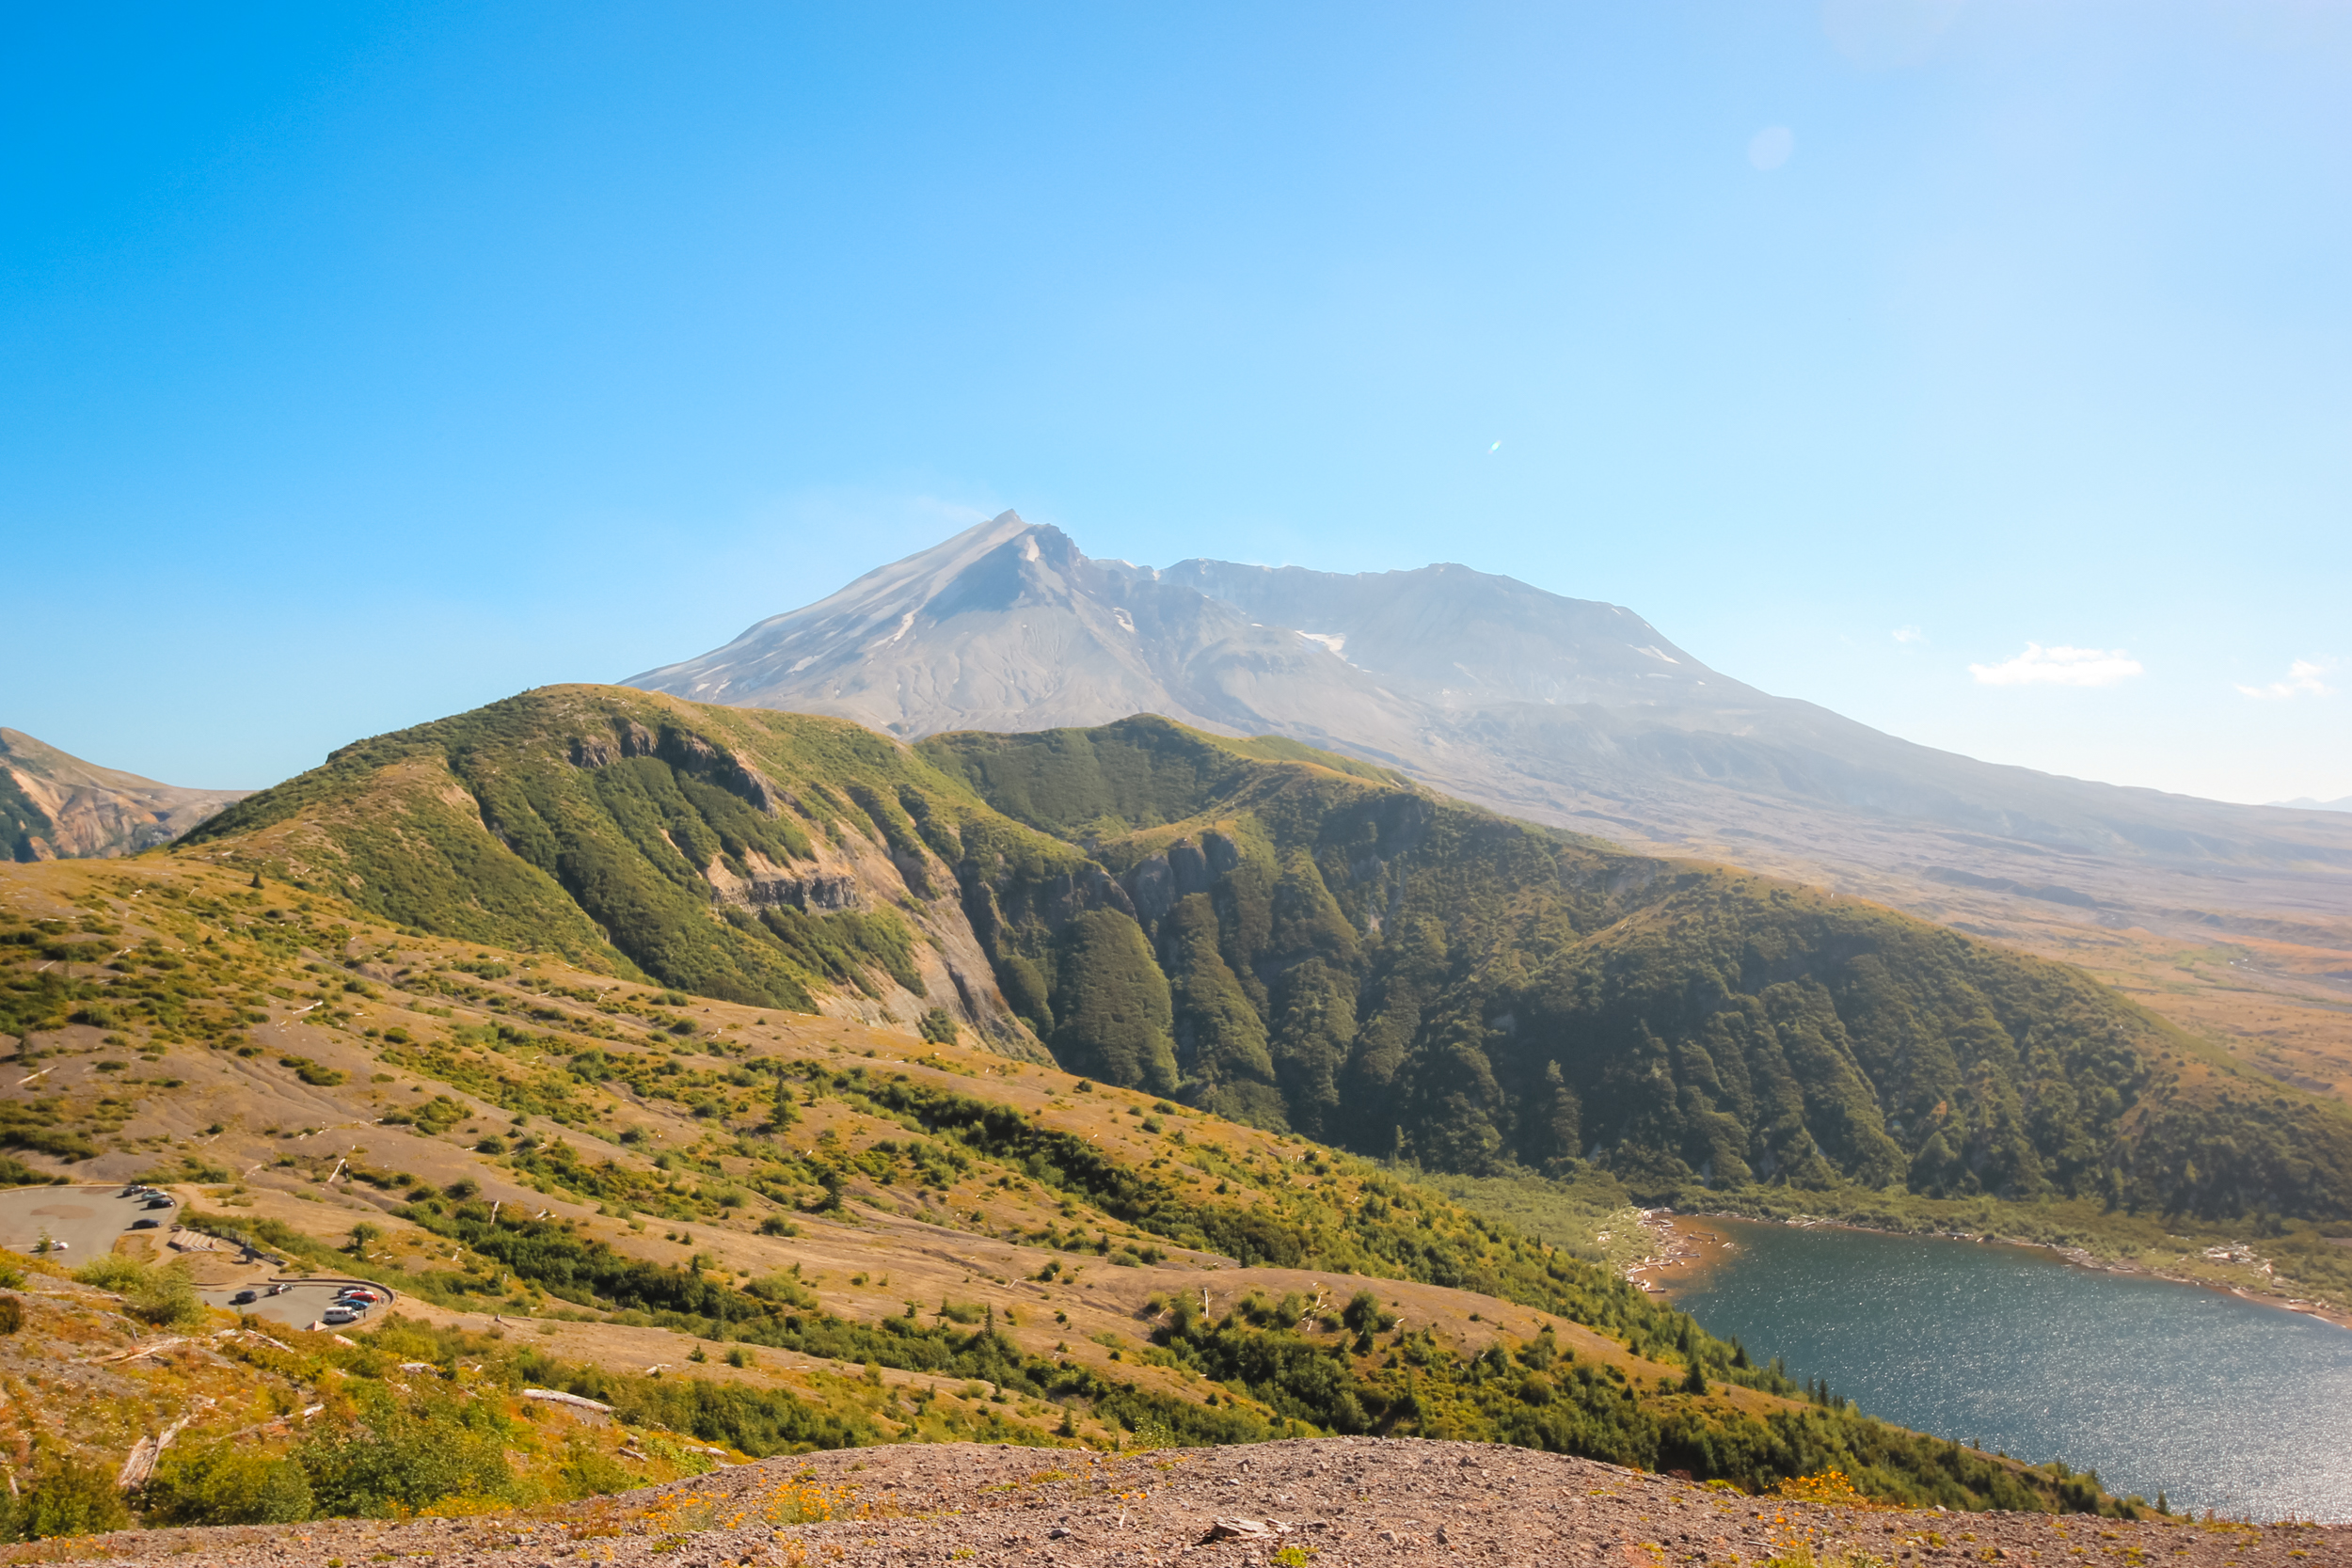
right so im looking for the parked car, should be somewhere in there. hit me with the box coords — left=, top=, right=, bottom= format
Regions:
left=265, top=1283, right=288, bottom=1297
left=230, top=1290, right=258, bottom=1306
left=338, top=1288, right=383, bottom=1305
left=142, top=1197, right=173, bottom=1210
left=130, top=1218, right=159, bottom=1230
left=322, top=1306, right=360, bottom=1325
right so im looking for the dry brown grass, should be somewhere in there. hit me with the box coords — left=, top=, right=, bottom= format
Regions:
left=0, top=855, right=1612, bottom=1414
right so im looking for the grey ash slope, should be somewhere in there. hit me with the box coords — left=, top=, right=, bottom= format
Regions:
left=1, top=728, right=247, bottom=862
left=626, top=512, right=2352, bottom=948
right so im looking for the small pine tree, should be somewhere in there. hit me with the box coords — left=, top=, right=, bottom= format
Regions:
left=766, top=1070, right=801, bottom=1131
left=1682, top=1359, right=1708, bottom=1397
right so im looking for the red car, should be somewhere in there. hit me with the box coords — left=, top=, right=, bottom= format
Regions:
left=337, top=1288, right=384, bottom=1306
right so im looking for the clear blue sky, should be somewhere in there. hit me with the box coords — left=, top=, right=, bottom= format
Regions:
left=7, top=2, right=2347, bottom=804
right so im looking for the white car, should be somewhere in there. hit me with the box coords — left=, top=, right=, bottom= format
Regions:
left=322, top=1306, right=361, bottom=1326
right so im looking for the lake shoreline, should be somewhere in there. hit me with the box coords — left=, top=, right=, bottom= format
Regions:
left=1645, top=1209, right=2352, bottom=1335
left=1650, top=1211, right=2352, bottom=1521
left=1621, top=1210, right=1737, bottom=1294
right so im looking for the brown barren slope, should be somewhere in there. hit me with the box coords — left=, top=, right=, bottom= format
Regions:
left=43, top=1439, right=2349, bottom=1568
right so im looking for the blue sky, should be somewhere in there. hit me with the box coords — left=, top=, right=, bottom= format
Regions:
left=6, top=2, right=2346, bottom=804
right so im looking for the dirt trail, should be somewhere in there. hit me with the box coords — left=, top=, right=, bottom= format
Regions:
left=46, top=1439, right=2348, bottom=1567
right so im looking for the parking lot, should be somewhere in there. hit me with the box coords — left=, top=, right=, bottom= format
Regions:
left=0, top=1183, right=175, bottom=1259
left=199, top=1277, right=400, bottom=1331
left=0, top=1183, right=400, bottom=1330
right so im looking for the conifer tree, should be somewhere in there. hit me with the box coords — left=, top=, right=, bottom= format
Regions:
left=766, top=1068, right=800, bottom=1132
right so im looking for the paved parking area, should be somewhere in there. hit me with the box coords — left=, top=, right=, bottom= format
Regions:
left=0, top=1183, right=401, bottom=1329
left=0, top=1183, right=172, bottom=1259
left=199, top=1277, right=400, bottom=1331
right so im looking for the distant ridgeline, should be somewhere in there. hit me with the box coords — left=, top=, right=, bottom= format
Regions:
left=186, top=688, right=2352, bottom=1222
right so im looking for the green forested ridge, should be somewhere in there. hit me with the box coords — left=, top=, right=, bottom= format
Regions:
left=180, top=687, right=1079, bottom=1044
left=171, top=690, right=2352, bottom=1223
left=923, top=718, right=2352, bottom=1222
left=1045, top=909, right=1179, bottom=1094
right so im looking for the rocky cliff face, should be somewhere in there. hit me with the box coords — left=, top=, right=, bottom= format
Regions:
left=1, top=728, right=248, bottom=862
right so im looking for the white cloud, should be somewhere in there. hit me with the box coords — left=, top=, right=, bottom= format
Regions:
left=1968, top=643, right=2144, bottom=688
left=2235, top=660, right=2333, bottom=701
left=1748, top=126, right=1794, bottom=171
left=1892, top=626, right=1926, bottom=644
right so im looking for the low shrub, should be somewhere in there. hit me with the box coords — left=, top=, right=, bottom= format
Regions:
left=71, top=1256, right=206, bottom=1327
left=555, top=1436, right=635, bottom=1501
left=142, top=1443, right=316, bottom=1526
left=295, top=1388, right=516, bottom=1518
left=6, top=1458, right=132, bottom=1540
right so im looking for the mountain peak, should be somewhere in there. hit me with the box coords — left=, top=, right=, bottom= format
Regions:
left=628, top=512, right=1273, bottom=738
left=624, top=515, right=1736, bottom=743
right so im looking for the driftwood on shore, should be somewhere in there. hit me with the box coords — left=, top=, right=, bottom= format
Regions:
left=1620, top=1209, right=1715, bottom=1293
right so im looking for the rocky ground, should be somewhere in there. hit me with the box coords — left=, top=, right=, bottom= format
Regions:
left=35, top=1440, right=2349, bottom=1568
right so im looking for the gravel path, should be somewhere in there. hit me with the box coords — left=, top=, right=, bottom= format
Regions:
left=44, top=1440, right=2349, bottom=1567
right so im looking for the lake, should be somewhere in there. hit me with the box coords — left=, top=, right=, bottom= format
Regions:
left=1668, top=1217, right=2352, bottom=1522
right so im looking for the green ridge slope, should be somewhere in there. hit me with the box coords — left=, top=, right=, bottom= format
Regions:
left=925, top=718, right=2352, bottom=1222
left=182, top=686, right=1085, bottom=1047
left=171, top=691, right=2352, bottom=1224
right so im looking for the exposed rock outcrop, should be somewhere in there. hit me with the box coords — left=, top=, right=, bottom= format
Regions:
left=1, top=728, right=248, bottom=862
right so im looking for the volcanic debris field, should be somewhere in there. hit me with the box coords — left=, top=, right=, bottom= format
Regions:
left=41, top=1439, right=2351, bottom=1568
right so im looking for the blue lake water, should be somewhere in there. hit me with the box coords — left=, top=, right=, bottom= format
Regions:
left=1668, top=1217, right=2352, bottom=1522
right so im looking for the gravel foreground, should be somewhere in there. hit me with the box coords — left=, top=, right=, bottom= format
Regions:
left=30, top=1440, right=2350, bottom=1568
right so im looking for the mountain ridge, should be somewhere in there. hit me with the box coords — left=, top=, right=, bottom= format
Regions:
left=175, top=686, right=2352, bottom=1224
left=1, top=727, right=248, bottom=862
left=627, top=515, right=1436, bottom=764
